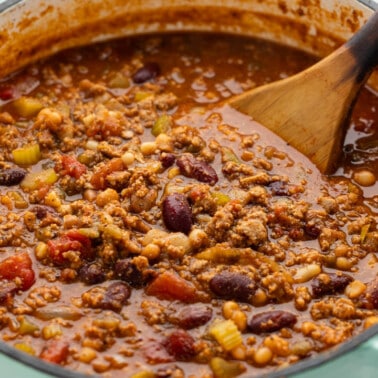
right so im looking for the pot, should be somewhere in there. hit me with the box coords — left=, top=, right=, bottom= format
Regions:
left=0, top=0, right=376, bottom=377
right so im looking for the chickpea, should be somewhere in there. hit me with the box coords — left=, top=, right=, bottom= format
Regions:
left=336, top=257, right=353, bottom=271
left=254, top=346, right=273, bottom=365
left=35, top=242, right=48, bottom=260
left=222, top=301, right=239, bottom=319
left=77, top=347, right=97, bottom=363
left=263, top=335, right=289, bottom=357
left=353, top=169, right=376, bottom=187
left=121, top=151, right=135, bottom=166
left=189, top=228, right=209, bottom=249
left=141, top=244, right=161, bottom=260
left=85, top=140, right=99, bottom=150
left=294, top=264, right=321, bottom=283
left=142, top=229, right=168, bottom=246
left=364, top=316, right=378, bottom=329
left=222, top=301, right=247, bottom=331
left=83, top=189, right=97, bottom=202
left=96, top=188, right=119, bottom=207
left=162, top=232, right=192, bottom=258
left=232, top=310, right=247, bottom=332
left=345, top=280, right=366, bottom=299
left=140, top=141, right=157, bottom=156
left=155, top=133, right=174, bottom=152
left=63, top=214, right=80, bottom=229
left=231, top=345, right=247, bottom=360
left=167, top=166, right=180, bottom=179
left=251, top=288, right=268, bottom=306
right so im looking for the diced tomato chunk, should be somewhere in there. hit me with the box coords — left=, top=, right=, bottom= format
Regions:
left=59, top=155, right=87, bottom=179
left=0, top=253, right=35, bottom=290
left=146, top=271, right=197, bottom=302
left=47, top=230, right=93, bottom=265
left=90, top=158, right=124, bottom=190
left=40, top=340, right=69, bottom=364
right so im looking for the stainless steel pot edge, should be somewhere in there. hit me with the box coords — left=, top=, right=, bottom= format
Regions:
left=0, top=0, right=376, bottom=377
left=0, top=0, right=21, bottom=12
left=359, top=0, right=378, bottom=9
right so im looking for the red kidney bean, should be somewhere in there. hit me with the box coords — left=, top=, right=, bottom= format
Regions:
left=289, top=227, right=305, bottom=241
left=175, top=305, right=213, bottom=329
left=247, top=310, right=297, bottom=334
left=162, top=193, right=192, bottom=234
left=304, top=222, right=322, bottom=239
left=268, top=181, right=291, bottom=196
left=0, top=168, right=26, bottom=186
left=79, top=263, right=106, bottom=285
left=209, top=271, right=256, bottom=302
left=0, top=86, right=14, bottom=101
left=31, top=205, right=55, bottom=219
left=160, top=152, right=176, bottom=168
left=101, top=281, right=131, bottom=311
left=312, top=273, right=353, bottom=298
left=115, top=258, right=155, bottom=288
left=164, top=329, right=196, bottom=360
left=304, top=214, right=325, bottom=239
left=176, top=154, right=218, bottom=186
left=362, top=277, right=378, bottom=309
left=132, top=62, right=161, bottom=83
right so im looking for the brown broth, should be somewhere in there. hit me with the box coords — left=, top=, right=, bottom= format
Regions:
left=0, top=33, right=376, bottom=378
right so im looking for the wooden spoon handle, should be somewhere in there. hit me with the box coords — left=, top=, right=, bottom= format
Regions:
left=347, top=10, right=378, bottom=81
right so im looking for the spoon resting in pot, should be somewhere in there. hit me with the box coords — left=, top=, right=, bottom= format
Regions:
left=228, top=11, right=378, bottom=174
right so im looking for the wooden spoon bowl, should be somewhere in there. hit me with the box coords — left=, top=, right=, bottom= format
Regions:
left=228, top=11, right=378, bottom=174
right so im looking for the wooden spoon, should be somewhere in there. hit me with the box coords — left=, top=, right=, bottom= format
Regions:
left=228, top=11, right=378, bottom=174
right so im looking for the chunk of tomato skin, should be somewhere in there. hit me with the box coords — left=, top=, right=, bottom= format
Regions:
left=146, top=271, right=197, bottom=302
left=90, top=158, right=124, bottom=190
left=0, top=253, right=35, bottom=291
left=60, top=155, right=87, bottom=179
left=40, top=340, right=69, bottom=364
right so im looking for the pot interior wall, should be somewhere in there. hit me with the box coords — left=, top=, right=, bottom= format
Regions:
left=0, top=0, right=374, bottom=79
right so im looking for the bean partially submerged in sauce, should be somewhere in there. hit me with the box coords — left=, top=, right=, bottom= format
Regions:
left=248, top=311, right=298, bottom=334
left=209, top=271, right=256, bottom=302
left=132, top=62, right=161, bottom=83
left=0, top=167, right=26, bottom=186
left=312, top=273, right=353, bottom=298
left=176, top=154, right=218, bottom=185
left=162, top=192, right=193, bottom=234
